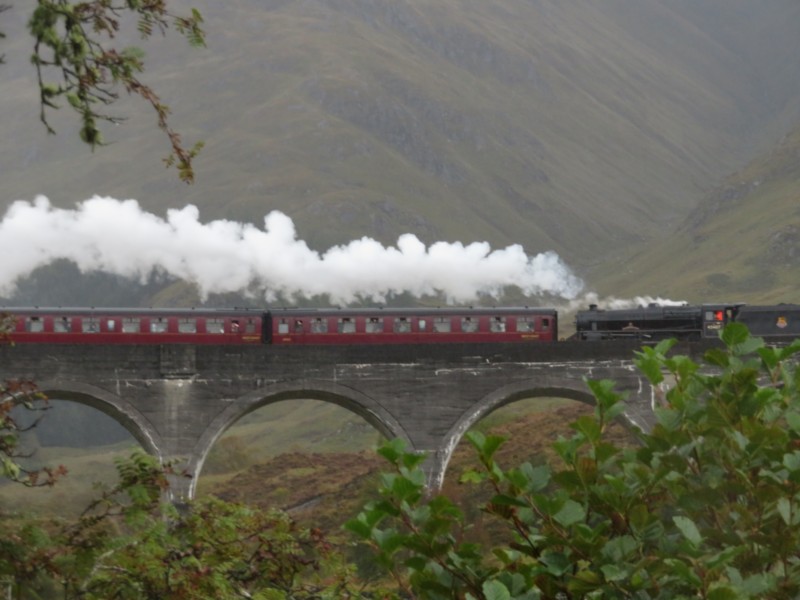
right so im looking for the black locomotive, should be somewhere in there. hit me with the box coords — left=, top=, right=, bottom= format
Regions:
left=573, top=303, right=800, bottom=341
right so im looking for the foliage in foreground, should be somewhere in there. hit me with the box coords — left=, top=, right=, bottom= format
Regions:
left=1, top=312, right=63, bottom=487
left=3, top=0, right=205, bottom=182
left=1, top=450, right=365, bottom=599
left=348, top=324, right=800, bottom=599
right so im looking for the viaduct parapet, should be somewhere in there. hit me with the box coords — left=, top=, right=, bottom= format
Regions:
left=0, top=341, right=708, bottom=501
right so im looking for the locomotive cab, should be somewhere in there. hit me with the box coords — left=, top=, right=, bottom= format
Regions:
left=701, top=304, right=742, bottom=338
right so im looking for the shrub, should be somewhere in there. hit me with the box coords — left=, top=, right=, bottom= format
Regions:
left=348, top=324, right=800, bottom=599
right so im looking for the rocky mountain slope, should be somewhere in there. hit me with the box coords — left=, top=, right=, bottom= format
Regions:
left=595, top=123, right=800, bottom=303
left=2, top=0, right=800, bottom=302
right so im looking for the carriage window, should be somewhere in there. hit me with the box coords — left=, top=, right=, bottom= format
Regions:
left=394, top=318, right=411, bottom=333
left=54, top=317, right=71, bottom=333
left=517, top=318, right=535, bottom=332
left=434, top=318, right=451, bottom=333
left=150, top=318, right=167, bottom=333
left=122, top=318, right=140, bottom=333
left=26, top=317, right=43, bottom=333
left=82, top=318, right=100, bottom=333
left=207, top=318, right=224, bottom=334
left=294, top=320, right=304, bottom=333
left=245, top=319, right=256, bottom=334
left=490, top=317, right=506, bottom=332
left=278, top=319, right=289, bottom=334
left=419, top=319, right=427, bottom=331
left=231, top=320, right=240, bottom=333
left=542, top=318, right=550, bottom=331
left=178, top=318, right=197, bottom=333
left=311, top=318, right=328, bottom=333
left=107, top=319, right=116, bottom=331
left=461, top=317, right=477, bottom=333
left=366, top=317, right=383, bottom=333
left=338, top=318, right=356, bottom=333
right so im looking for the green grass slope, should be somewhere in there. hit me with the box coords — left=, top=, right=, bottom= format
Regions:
left=593, top=125, right=800, bottom=303
left=2, top=0, right=800, bottom=284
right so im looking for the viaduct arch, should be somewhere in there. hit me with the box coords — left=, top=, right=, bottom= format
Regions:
left=1, top=340, right=704, bottom=501
left=187, top=381, right=412, bottom=499
left=33, top=380, right=163, bottom=457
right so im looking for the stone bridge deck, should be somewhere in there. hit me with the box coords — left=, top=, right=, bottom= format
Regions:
left=0, top=340, right=710, bottom=500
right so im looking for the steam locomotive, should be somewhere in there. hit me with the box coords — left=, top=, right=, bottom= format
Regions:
left=573, top=303, right=800, bottom=341
left=2, top=302, right=799, bottom=346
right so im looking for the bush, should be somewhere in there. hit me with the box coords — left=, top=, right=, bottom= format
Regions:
left=348, top=324, right=800, bottom=599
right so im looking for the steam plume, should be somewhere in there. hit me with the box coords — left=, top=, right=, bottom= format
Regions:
left=567, top=292, right=688, bottom=312
left=0, top=196, right=585, bottom=304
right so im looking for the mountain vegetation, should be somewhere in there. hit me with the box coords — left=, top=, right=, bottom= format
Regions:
left=1, top=0, right=800, bottom=302
left=596, top=123, right=800, bottom=303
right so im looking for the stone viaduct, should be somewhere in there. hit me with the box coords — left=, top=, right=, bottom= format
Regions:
left=0, top=340, right=709, bottom=502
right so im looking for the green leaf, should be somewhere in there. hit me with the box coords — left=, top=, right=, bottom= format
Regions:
left=707, top=586, right=740, bottom=600
left=553, top=499, right=586, bottom=527
left=482, top=580, right=512, bottom=600
left=667, top=355, right=699, bottom=381
left=777, top=497, right=793, bottom=525
left=467, top=430, right=507, bottom=461
left=372, top=528, right=406, bottom=554
left=663, top=558, right=703, bottom=586
left=459, top=468, right=485, bottom=484
left=705, top=546, right=744, bottom=570
left=343, top=518, right=372, bottom=539
left=653, top=338, right=678, bottom=355
left=785, top=411, right=800, bottom=434
left=740, top=573, right=771, bottom=596
left=783, top=451, right=800, bottom=472
left=601, top=536, right=638, bottom=562
left=635, top=347, right=666, bottom=384
left=568, top=568, right=602, bottom=595
left=720, top=322, right=750, bottom=347
left=654, top=406, right=682, bottom=430
left=541, top=550, right=571, bottom=576
left=377, top=437, right=408, bottom=464
left=673, top=515, right=702, bottom=547
left=586, top=379, right=621, bottom=412
left=601, top=563, right=628, bottom=582
left=572, top=415, right=601, bottom=444
left=704, top=347, right=731, bottom=367
left=777, top=338, right=800, bottom=361
left=506, top=462, right=551, bottom=494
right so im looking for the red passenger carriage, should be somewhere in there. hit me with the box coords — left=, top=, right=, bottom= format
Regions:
left=267, top=307, right=558, bottom=345
left=3, top=308, right=264, bottom=345
left=2, top=306, right=558, bottom=345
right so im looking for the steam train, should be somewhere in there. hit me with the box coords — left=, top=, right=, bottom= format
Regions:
left=573, top=303, right=800, bottom=341
left=2, top=302, right=799, bottom=345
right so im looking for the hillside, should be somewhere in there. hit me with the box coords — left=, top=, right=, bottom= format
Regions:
left=593, top=123, right=800, bottom=304
left=2, top=0, right=800, bottom=302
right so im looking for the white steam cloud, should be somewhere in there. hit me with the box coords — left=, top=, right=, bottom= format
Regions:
left=565, top=292, right=688, bottom=312
left=0, top=195, right=585, bottom=304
